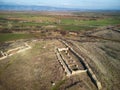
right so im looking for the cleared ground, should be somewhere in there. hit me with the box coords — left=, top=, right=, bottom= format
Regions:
left=0, top=39, right=97, bottom=90
left=0, top=11, right=120, bottom=90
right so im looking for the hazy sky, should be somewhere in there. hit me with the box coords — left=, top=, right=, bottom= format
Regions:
left=1, top=0, right=120, bottom=9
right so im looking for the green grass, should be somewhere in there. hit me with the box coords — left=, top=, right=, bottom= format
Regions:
left=0, top=33, right=34, bottom=42
left=79, top=18, right=120, bottom=26
left=61, top=19, right=75, bottom=25
left=61, top=18, right=120, bottom=26
left=0, top=12, right=120, bottom=32
left=59, top=25, right=96, bottom=31
left=51, top=79, right=66, bottom=90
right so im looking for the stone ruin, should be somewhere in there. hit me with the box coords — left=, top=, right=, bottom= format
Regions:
left=55, top=40, right=102, bottom=90
left=0, top=43, right=31, bottom=60
left=55, top=47, right=87, bottom=76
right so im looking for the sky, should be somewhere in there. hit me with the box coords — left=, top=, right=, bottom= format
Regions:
left=1, top=0, right=120, bottom=10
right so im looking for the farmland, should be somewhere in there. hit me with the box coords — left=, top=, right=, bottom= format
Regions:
left=0, top=11, right=120, bottom=90
left=0, top=11, right=120, bottom=32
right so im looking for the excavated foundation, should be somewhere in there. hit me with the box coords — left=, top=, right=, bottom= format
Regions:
left=0, top=43, right=31, bottom=60
left=55, top=47, right=87, bottom=76
left=55, top=39, right=102, bottom=90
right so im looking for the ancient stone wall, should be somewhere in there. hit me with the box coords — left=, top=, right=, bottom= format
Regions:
left=55, top=47, right=88, bottom=77
left=0, top=43, right=31, bottom=60
left=60, top=39, right=102, bottom=90
left=55, top=47, right=72, bottom=76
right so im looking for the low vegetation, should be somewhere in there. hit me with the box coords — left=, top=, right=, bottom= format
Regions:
left=0, top=11, right=120, bottom=90
left=0, top=11, right=119, bottom=42
left=0, top=33, right=34, bottom=42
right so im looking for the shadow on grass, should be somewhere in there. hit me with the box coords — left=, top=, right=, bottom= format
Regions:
left=51, top=79, right=66, bottom=90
